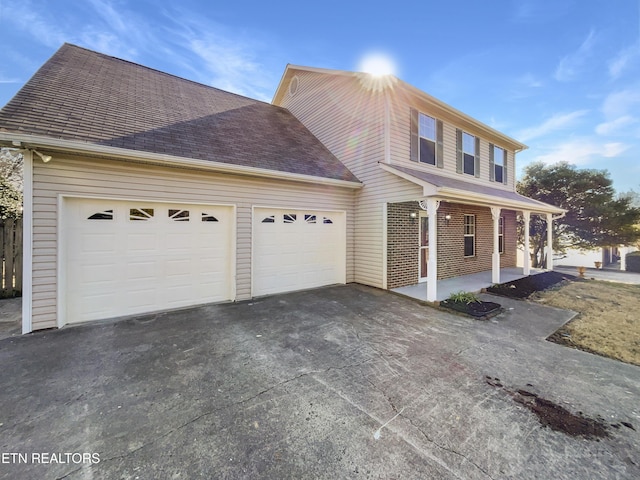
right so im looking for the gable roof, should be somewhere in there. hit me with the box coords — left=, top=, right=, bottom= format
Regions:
left=273, top=64, right=527, bottom=153
left=0, top=44, right=359, bottom=185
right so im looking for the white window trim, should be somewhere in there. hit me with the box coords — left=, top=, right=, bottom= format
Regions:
left=418, top=113, right=437, bottom=165
left=462, top=132, right=475, bottom=176
left=464, top=214, right=475, bottom=258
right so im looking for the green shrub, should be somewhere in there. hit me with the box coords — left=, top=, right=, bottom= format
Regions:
left=626, top=251, right=640, bottom=273
left=448, top=291, right=479, bottom=304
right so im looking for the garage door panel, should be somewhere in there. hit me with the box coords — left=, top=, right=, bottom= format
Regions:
left=65, top=199, right=233, bottom=324
left=253, top=208, right=345, bottom=297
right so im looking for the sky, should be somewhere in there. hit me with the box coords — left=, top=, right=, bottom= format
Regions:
left=0, top=0, right=639, bottom=193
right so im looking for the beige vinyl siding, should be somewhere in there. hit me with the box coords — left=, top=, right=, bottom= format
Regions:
left=31, top=156, right=355, bottom=331
left=389, top=99, right=517, bottom=190
left=279, top=71, right=422, bottom=288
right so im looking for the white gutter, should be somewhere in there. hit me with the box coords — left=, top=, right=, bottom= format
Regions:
left=0, top=133, right=363, bottom=190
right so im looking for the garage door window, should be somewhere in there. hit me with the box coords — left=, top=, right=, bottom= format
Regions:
left=88, top=209, right=113, bottom=220
left=284, top=213, right=297, bottom=223
left=323, top=217, right=333, bottom=224
left=169, top=209, right=190, bottom=221
left=202, top=213, right=219, bottom=222
left=305, top=214, right=317, bottom=223
left=130, top=208, right=154, bottom=221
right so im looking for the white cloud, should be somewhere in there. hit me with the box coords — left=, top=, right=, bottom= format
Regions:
left=165, top=13, right=277, bottom=102
left=518, top=73, right=543, bottom=88
left=602, top=88, right=640, bottom=119
left=554, top=30, right=597, bottom=82
left=534, top=139, right=629, bottom=166
left=595, top=115, right=637, bottom=135
left=609, top=43, right=640, bottom=80
left=517, top=110, right=589, bottom=142
left=3, top=0, right=68, bottom=48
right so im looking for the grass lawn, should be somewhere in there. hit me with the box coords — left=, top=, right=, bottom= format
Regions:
left=534, top=280, right=640, bottom=367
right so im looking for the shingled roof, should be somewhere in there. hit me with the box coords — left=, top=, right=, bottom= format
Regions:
left=0, top=44, right=359, bottom=183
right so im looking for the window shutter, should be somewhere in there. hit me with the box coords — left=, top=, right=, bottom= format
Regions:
left=410, top=108, right=419, bottom=162
left=489, top=143, right=495, bottom=182
left=503, top=149, right=508, bottom=185
left=455, top=129, right=462, bottom=173
left=436, top=119, right=444, bottom=168
left=474, top=136, right=481, bottom=178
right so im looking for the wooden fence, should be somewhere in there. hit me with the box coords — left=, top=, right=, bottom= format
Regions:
left=1, top=218, right=22, bottom=297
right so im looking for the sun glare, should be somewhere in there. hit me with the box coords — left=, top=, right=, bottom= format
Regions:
left=359, top=53, right=396, bottom=77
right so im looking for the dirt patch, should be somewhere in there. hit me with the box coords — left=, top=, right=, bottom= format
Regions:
left=486, top=271, right=577, bottom=299
left=485, top=376, right=619, bottom=440
left=539, top=280, right=640, bottom=366
left=440, top=300, right=502, bottom=319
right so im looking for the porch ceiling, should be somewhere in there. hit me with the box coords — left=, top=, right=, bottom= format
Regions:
left=380, top=163, right=564, bottom=215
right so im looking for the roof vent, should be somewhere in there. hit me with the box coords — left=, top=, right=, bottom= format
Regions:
left=289, top=76, right=299, bottom=96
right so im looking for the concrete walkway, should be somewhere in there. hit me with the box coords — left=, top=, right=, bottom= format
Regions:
left=0, top=297, right=21, bottom=340
left=1, top=284, right=638, bottom=479
left=392, top=267, right=546, bottom=301
left=555, top=265, right=640, bottom=285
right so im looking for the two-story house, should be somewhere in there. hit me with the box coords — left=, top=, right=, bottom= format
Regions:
left=0, top=44, right=561, bottom=334
left=273, top=65, right=563, bottom=301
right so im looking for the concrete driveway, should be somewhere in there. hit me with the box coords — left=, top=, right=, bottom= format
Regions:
left=1, top=285, right=638, bottom=479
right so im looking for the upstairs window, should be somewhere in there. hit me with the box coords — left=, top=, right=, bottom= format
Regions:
left=490, top=144, right=508, bottom=184
left=462, top=133, right=476, bottom=176
left=410, top=109, right=443, bottom=168
left=456, top=129, right=480, bottom=177
left=419, top=113, right=436, bottom=165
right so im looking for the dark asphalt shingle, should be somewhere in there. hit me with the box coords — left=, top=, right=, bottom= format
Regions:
left=0, top=44, right=359, bottom=183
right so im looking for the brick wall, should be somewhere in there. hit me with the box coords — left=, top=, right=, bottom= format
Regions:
left=386, top=201, right=518, bottom=288
left=386, top=202, right=419, bottom=289
left=437, top=202, right=517, bottom=279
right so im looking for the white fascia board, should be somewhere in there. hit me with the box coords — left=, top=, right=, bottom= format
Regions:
left=437, top=187, right=565, bottom=214
left=0, top=133, right=363, bottom=190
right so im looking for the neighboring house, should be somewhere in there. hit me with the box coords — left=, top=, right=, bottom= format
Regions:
left=554, top=245, right=638, bottom=270
left=272, top=66, right=563, bottom=300
left=0, top=44, right=562, bottom=334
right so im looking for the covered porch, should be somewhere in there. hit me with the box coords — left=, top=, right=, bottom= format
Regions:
left=391, top=267, right=546, bottom=302
left=381, top=164, right=565, bottom=302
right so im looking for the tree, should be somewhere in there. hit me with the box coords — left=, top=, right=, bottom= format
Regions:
left=0, top=148, right=23, bottom=219
left=517, top=162, right=640, bottom=268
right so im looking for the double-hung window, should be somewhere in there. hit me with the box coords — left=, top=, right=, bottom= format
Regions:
left=419, top=113, right=436, bottom=165
left=462, top=133, right=476, bottom=176
left=464, top=214, right=475, bottom=257
left=490, top=144, right=508, bottom=184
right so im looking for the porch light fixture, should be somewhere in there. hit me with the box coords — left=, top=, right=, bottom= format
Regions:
left=409, top=212, right=417, bottom=218
left=444, top=213, right=451, bottom=225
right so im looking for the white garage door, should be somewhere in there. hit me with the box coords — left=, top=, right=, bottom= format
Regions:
left=64, top=198, right=233, bottom=324
left=253, top=208, right=346, bottom=296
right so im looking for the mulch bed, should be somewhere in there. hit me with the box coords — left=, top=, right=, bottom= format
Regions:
left=440, top=299, right=502, bottom=318
left=486, top=271, right=577, bottom=299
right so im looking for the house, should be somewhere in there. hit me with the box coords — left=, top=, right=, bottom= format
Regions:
left=0, top=44, right=562, bottom=334
left=0, top=44, right=361, bottom=333
left=554, top=245, right=638, bottom=270
left=272, top=65, right=563, bottom=300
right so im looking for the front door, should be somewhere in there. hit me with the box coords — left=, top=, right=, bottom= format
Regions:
left=419, top=211, right=428, bottom=282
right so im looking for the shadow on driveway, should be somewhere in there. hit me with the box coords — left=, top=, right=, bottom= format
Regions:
left=1, top=284, right=638, bottom=479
